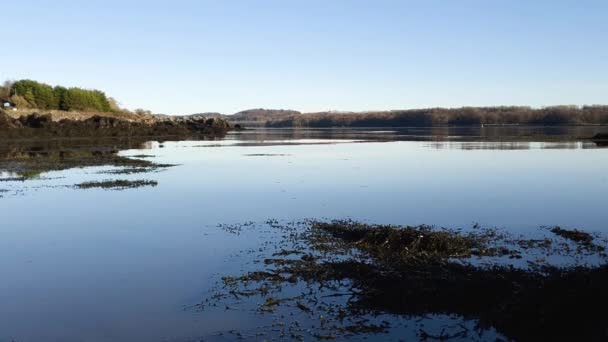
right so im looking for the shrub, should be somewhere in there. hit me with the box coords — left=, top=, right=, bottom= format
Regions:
left=8, top=79, right=115, bottom=112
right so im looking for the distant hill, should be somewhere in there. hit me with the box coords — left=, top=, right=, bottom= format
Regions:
left=188, top=109, right=301, bottom=123
left=229, top=109, right=301, bottom=122
left=183, top=112, right=224, bottom=118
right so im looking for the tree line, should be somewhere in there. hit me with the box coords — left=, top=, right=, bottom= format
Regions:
left=265, top=106, right=608, bottom=127
left=1, top=79, right=119, bottom=112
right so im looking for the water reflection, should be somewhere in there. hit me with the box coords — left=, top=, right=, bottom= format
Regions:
left=0, top=128, right=607, bottom=341
left=227, top=126, right=608, bottom=148
left=426, top=141, right=601, bottom=150
left=0, top=127, right=606, bottom=177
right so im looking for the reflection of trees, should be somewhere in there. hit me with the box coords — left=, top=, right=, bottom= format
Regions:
left=426, top=141, right=598, bottom=150
left=0, top=136, right=220, bottom=176
left=232, top=127, right=607, bottom=149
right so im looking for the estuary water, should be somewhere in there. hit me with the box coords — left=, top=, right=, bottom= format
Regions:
left=0, top=127, right=606, bottom=341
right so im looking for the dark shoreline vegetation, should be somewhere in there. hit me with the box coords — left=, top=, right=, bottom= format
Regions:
left=225, top=106, right=608, bottom=128
left=202, top=220, right=608, bottom=341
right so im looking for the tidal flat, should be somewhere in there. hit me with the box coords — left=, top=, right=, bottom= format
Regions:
left=0, top=127, right=607, bottom=341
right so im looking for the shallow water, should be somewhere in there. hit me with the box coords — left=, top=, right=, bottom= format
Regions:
left=0, top=127, right=607, bottom=341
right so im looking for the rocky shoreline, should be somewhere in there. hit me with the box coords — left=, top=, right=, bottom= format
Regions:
left=0, top=110, right=232, bottom=139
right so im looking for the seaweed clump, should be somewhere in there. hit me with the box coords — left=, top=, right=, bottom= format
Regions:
left=316, top=221, right=514, bottom=261
left=551, top=226, right=594, bottom=245
left=75, top=179, right=157, bottom=190
left=550, top=226, right=605, bottom=254
left=203, top=220, right=608, bottom=341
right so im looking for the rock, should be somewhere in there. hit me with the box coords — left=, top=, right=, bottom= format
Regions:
left=591, top=133, right=608, bottom=140
left=87, top=116, right=120, bottom=128
left=205, top=117, right=231, bottom=129
left=0, top=111, right=232, bottom=138
left=19, top=113, right=53, bottom=128
left=0, top=111, right=18, bottom=129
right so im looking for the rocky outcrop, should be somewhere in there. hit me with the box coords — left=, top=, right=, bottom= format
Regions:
left=590, top=133, right=608, bottom=147
left=0, top=111, right=19, bottom=130
left=0, top=111, right=232, bottom=139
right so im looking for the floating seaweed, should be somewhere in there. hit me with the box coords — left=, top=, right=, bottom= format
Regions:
left=75, top=179, right=158, bottom=190
left=200, top=220, right=608, bottom=341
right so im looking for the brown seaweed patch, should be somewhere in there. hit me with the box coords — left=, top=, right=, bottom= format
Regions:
left=549, top=226, right=605, bottom=254
left=75, top=179, right=158, bottom=190
left=202, top=220, right=608, bottom=341
left=551, top=226, right=594, bottom=245
left=97, top=167, right=157, bottom=175
left=127, top=154, right=155, bottom=158
left=243, top=154, right=292, bottom=157
left=97, top=163, right=176, bottom=175
left=0, top=177, right=27, bottom=182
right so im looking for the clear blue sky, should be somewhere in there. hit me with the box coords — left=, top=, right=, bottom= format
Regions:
left=2, top=0, right=606, bottom=115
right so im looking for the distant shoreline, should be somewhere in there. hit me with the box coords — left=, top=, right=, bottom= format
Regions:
left=266, top=107, right=608, bottom=128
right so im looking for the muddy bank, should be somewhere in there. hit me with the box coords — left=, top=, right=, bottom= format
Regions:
left=0, top=110, right=231, bottom=139
left=203, top=220, right=608, bottom=341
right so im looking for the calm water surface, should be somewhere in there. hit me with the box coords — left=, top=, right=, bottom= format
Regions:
left=0, top=128, right=606, bottom=341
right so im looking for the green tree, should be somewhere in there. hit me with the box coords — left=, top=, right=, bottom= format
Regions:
left=53, top=86, right=68, bottom=110
left=13, top=79, right=58, bottom=109
left=8, top=79, right=116, bottom=112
